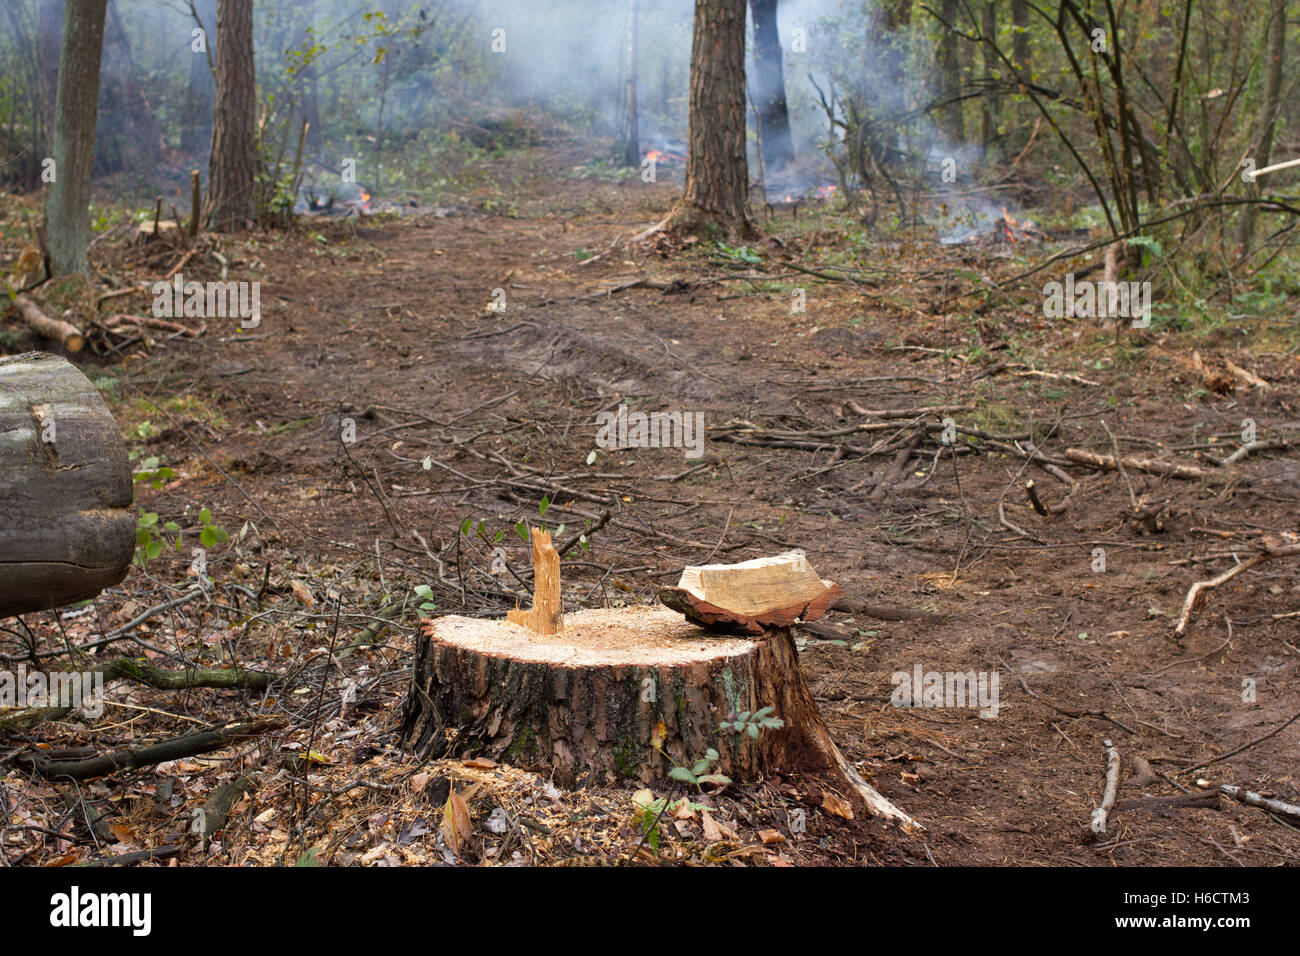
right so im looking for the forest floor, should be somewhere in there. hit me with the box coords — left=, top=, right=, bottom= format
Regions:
left=3, top=140, right=1300, bottom=866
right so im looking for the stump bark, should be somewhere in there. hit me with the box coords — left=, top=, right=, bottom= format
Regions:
left=400, top=603, right=915, bottom=827
left=0, top=351, right=134, bottom=617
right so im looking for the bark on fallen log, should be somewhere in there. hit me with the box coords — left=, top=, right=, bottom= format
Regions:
left=0, top=352, right=135, bottom=617
left=15, top=718, right=281, bottom=780
left=9, top=294, right=85, bottom=352
left=1064, top=447, right=1235, bottom=483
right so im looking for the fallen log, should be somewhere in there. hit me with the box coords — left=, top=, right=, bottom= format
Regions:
left=0, top=352, right=135, bottom=617
left=1064, top=447, right=1233, bottom=483
left=401, top=535, right=916, bottom=828
left=16, top=718, right=282, bottom=780
left=10, top=294, right=85, bottom=352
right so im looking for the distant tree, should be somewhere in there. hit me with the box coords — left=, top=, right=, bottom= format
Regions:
left=182, top=0, right=217, bottom=156
left=648, top=0, right=754, bottom=239
left=936, top=0, right=964, bottom=142
left=207, top=0, right=256, bottom=231
left=1236, top=0, right=1287, bottom=256
left=749, top=0, right=794, bottom=173
left=1010, top=0, right=1029, bottom=79
left=979, top=0, right=998, bottom=157
left=621, top=0, right=639, bottom=166
left=44, top=0, right=107, bottom=275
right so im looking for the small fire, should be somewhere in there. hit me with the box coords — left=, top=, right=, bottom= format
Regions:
left=813, top=184, right=838, bottom=200
left=360, top=188, right=371, bottom=206
left=644, top=149, right=667, bottom=164
left=1000, top=206, right=1020, bottom=243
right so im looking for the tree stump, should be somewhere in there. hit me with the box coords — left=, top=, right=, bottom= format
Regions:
left=400, top=535, right=916, bottom=828
left=0, top=352, right=135, bottom=618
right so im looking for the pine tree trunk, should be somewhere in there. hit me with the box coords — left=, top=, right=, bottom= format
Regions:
left=749, top=0, right=794, bottom=173
left=661, top=0, right=755, bottom=238
left=44, top=0, right=107, bottom=276
left=621, top=0, right=640, bottom=167
left=207, top=0, right=256, bottom=232
left=1236, top=0, right=1286, bottom=255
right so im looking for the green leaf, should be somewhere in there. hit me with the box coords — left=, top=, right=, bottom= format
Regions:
left=460, top=518, right=473, bottom=536
left=668, top=766, right=697, bottom=783
left=538, top=496, right=550, bottom=517
left=146, top=540, right=162, bottom=561
left=414, top=585, right=435, bottom=601
left=515, top=522, right=529, bottom=541
left=200, top=527, right=218, bottom=547
left=199, top=508, right=212, bottom=524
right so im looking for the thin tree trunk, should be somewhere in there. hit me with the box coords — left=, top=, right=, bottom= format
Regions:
left=44, top=0, right=107, bottom=276
left=936, top=0, right=964, bottom=142
left=979, top=0, right=999, bottom=158
left=181, top=0, right=216, bottom=156
left=621, top=0, right=640, bottom=166
left=749, top=0, right=794, bottom=172
left=1236, top=0, right=1287, bottom=255
left=206, top=0, right=256, bottom=232
left=1011, top=0, right=1029, bottom=79
left=660, top=0, right=754, bottom=238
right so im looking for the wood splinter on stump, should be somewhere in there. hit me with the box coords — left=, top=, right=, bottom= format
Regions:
left=399, top=539, right=918, bottom=830
left=506, top=528, right=563, bottom=635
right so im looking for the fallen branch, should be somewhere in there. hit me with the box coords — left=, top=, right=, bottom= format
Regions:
left=1180, top=706, right=1300, bottom=775
left=10, top=293, right=84, bottom=352
left=73, top=845, right=184, bottom=867
left=199, top=775, right=258, bottom=843
left=1174, top=540, right=1300, bottom=637
left=103, top=313, right=205, bottom=338
left=101, top=657, right=279, bottom=691
left=1215, top=784, right=1300, bottom=822
left=16, top=717, right=282, bottom=781
left=1065, top=447, right=1231, bottom=483
left=1089, top=738, right=1121, bottom=835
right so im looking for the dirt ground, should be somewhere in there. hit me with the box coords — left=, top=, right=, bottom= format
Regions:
left=4, top=142, right=1299, bottom=866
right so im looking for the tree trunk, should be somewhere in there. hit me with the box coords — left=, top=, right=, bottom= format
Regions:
left=935, top=0, right=964, bottom=143
left=1236, top=0, right=1286, bottom=255
left=181, top=0, right=216, bottom=156
left=749, top=0, right=794, bottom=173
left=621, top=0, right=640, bottom=166
left=0, top=352, right=134, bottom=618
left=1010, top=0, right=1029, bottom=79
left=399, top=605, right=915, bottom=826
left=207, top=0, right=256, bottom=232
left=657, top=0, right=755, bottom=238
left=979, top=0, right=999, bottom=158
left=44, top=0, right=107, bottom=276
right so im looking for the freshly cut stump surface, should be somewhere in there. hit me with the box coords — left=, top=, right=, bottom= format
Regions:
left=400, top=604, right=917, bottom=827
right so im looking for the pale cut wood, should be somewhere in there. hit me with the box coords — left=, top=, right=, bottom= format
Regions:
left=11, top=293, right=85, bottom=352
left=506, top=527, right=563, bottom=634
left=0, top=352, right=134, bottom=617
left=659, top=551, right=843, bottom=634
